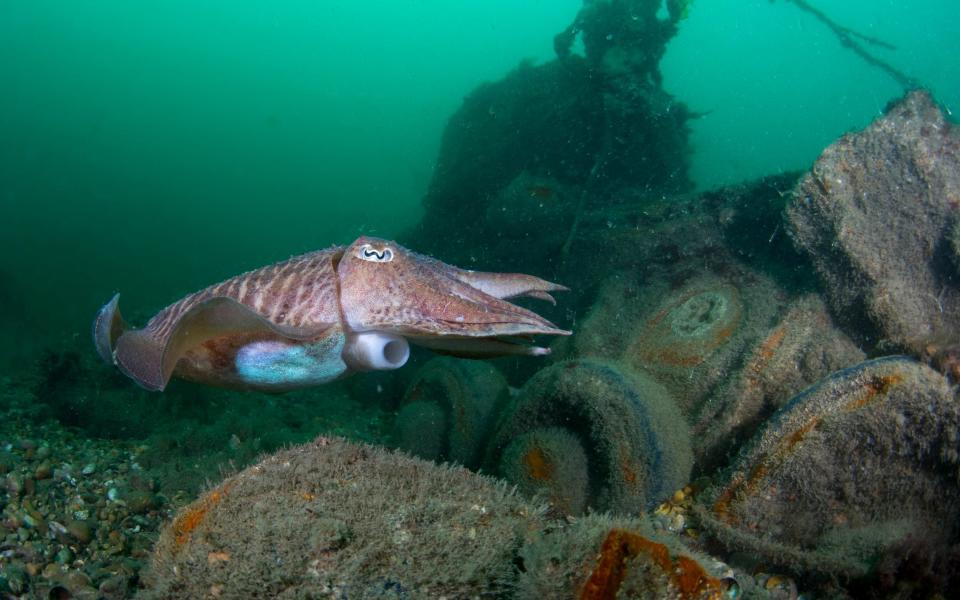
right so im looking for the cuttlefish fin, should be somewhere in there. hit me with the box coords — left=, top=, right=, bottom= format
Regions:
left=92, top=293, right=127, bottom=365
left=450, top=269, right=569, bottom=306
left=95, top=295, right=330, bottom=392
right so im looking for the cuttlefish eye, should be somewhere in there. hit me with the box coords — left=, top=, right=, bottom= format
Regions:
left=358, top=244, right=394, bottom=263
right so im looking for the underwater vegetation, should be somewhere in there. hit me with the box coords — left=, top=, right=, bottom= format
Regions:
left=142, top=437, right=548, bottom=599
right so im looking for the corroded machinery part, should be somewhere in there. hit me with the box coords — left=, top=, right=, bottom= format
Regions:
left=787, top=90, right=960, bottom=356
left=691, top=294, right=865, bottom=471
left=392, top=356, right=508, bottom=469
left=575, top=265, right=783, bottom=417
left=486, top=359, right=692, bottom=515
left=142, top=437, right=546, bottom=599
left=500, top=427, right=590, bottom=517
left=515, top=514, right=734, bottom=600
left=695, top=356, right=960, bottom=581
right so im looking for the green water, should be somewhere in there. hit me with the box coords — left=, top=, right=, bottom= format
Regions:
left=2, top=2, right=960, bottom=597
left=1, top=1, right=956, bottom=365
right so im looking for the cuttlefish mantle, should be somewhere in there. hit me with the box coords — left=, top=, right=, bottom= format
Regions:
left=93, top=237, right=570, bottom=392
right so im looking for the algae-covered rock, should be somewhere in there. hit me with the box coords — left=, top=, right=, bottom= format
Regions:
left=695, top=356, right=960, bottom=582
left=141, top=437, right=546, bottom=599
left=787, top=90, right=960, bottom=355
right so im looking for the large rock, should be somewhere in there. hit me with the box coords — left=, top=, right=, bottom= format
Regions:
left=787, top=90, right=960, bottom=354
left=141, top=437, right=546, bottom=599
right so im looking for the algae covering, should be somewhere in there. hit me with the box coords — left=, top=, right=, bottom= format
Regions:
left=3, top=1, right=960, bottom=598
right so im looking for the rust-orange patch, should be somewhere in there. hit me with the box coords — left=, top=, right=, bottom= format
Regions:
left=173, top=484, right=230, bottom=546
left=844, top=373, right=903, bottom=411
left=580, top=529, right=722, bottom=600
left=745, top=326, right=787, bottom=387
left=713, top=413, right=821, bottom=523
left=633, top=287, right=742, bottom=368
left=523, top=446, right=553, bottom=481
left=619, top=448, right=638, bottom=486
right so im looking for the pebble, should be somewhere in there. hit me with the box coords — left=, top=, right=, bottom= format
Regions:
left=66, top=520, right=93, bottom=544
left=4, top=474, right=23, bottom=496
left=125, top=490, right=158, bottom=514
left=99, top=574, right=130, bottom=599
left=2, top=563, right=28, bottom=594
left=35, top=460, right=52, bottom=480
left=81, top=463, right=97, bottom=476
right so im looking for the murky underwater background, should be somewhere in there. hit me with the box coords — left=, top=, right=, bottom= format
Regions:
left=2, top=1, right=960, bottom=598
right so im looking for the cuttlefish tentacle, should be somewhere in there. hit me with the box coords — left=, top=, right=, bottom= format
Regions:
left=94, top=237, right=570, bottom=392
left=445, top=268, right=569, bottom=306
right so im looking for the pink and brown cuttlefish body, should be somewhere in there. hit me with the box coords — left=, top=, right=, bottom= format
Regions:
left=93, top=236, right=570, bottom=392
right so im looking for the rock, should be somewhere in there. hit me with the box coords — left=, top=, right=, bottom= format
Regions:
left=34, top=460, right=52, bottom=480
left=141, top=437, right=547, bottom=599
left=98, top=574, right=132, bottom=600
left=1, top=562, right=28, bottom=594
left=66, top=520, right=93, bottom=545
left=125, top=490, right=158, bottom=514
left=0, top=451, right=13, bottom=474
left=787, top=90, right=960, bottom=355
left=4, top=474, right=23, bottom=497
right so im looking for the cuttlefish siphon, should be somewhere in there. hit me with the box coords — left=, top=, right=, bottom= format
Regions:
left=93, top=236, right=570, bottom=392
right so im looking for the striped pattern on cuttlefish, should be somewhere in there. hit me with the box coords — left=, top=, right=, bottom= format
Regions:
left=93, top=236, right=570, bottom=392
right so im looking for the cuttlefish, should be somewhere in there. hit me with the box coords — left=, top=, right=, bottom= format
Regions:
left=93, top=236, right=570, bottom=392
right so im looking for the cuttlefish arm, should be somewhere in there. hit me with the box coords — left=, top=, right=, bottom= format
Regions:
left=440, top=264, right=568, bottom=306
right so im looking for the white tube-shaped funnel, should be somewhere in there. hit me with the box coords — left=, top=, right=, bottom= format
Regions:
left=342, top=331, right=410, bottom=371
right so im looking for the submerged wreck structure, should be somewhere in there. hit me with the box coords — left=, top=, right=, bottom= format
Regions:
left=411, top=0, right=694, bottom=280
